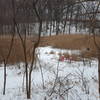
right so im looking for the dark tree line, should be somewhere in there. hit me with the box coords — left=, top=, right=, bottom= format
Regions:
left=0, top=0, right=100, bottom=36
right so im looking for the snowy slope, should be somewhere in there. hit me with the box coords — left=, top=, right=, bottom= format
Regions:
left=0, top=46, right=99, bottom=100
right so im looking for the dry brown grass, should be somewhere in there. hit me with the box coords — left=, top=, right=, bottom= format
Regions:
left=41, top=34, right=100, bottom=50
left=0, top=36, right=33, bottom=64
left=41, top=34, right=100, bottom=58
left=0, top=34, right=100, bottom=64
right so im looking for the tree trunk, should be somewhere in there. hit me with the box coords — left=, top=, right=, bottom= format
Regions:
left=3, top=60, right=6, bottom=95
left=98, top=54, right=100, bottom=93
left=28, top=21, right=42, bottom=99
left=49, top=21, right=52, bottom=36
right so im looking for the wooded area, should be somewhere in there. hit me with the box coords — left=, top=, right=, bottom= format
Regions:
left=0, top=0, right=100, bottom=35
left=0, top=0, right=100, bottom=99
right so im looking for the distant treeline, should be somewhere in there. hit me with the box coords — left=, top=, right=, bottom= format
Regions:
left=0, top=0, right=100, bottom=35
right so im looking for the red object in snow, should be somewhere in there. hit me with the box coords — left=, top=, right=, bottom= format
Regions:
left=59, top=55, right=73, bottom=62
left=59, top=56, right=65, bottom=61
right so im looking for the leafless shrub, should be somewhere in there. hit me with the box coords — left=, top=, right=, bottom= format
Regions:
left=47, top=72, right=75, bottom=100
left=75, top=68, right=90, bottom=95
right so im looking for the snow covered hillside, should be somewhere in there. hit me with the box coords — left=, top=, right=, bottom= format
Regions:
left=0, top=47, right=99, bottom=100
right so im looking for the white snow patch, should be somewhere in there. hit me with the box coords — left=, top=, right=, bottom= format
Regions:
left=0, top=46, right=99, bottom=100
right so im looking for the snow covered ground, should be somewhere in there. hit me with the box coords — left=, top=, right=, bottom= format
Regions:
left=0, top=46, right=99, bottom=100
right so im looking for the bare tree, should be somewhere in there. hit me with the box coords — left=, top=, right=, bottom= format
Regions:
left=2, top=0, right=16, bottom=95
left=12, top=0, right=48, bottom=98
left=79, top=0, right=100, bottom=93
